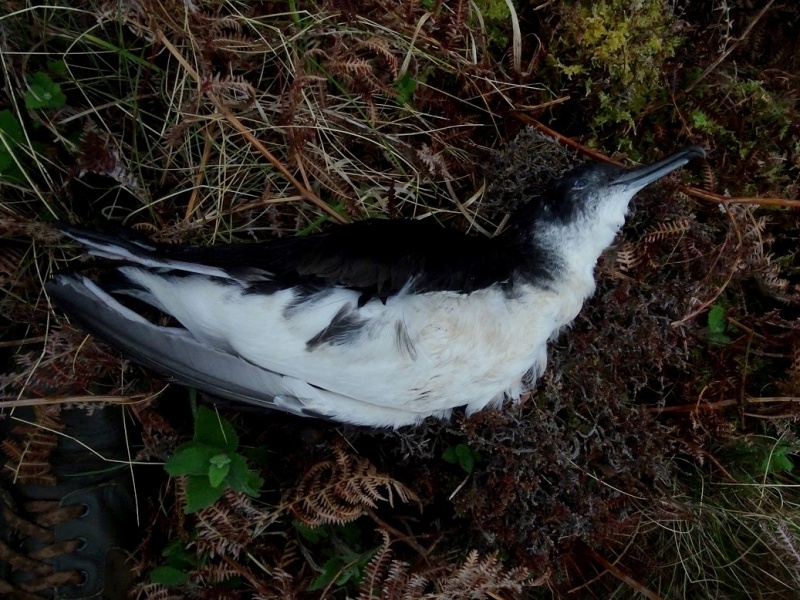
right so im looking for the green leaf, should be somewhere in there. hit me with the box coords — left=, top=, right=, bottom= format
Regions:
left=338, top=522, right=364, bottom=549
left=210, top=453, right=231, bottom=468
left=164, top=443, right=218, bottom=477
left=0, top=110, right=24, bottom=145
left=707, top=331, right=732, bottom=346
left=0, top=149, right=14, bottom=174
left=25, top=71, right=66, bottom=110
left=150, top=565, right=189, bottom=586
left=184, top=474, right=225, bottom=513
left=395, top=74, right=416, bottom=105
left=766, top=452, right=794, bottom=474
left=335, top=567, right=355, bottom=586
left=0, top=110, right=25, bottom=181
left=0, top=156, right=25, bottom=182
left=455, top=444, right=475, bottom=474
left=193, top=405, right=238, bottom=452
left=225, top=453, right=263, bottom=497
left=208, top=454, right=231, bottom=488
left=442, top=446, right=458, bottom=463
left=761, top=443, right=795, bottom=475
left=246, top=445, right=272, bottom=466
left=707, top=304, right=727, bottom=334
left=161, top=540, right=197, bottom=570
left=309, top=558, right=344, bottom=591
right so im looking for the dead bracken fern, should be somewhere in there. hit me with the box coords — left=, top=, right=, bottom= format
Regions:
left=191, top=485, right=278, bottom=559
left=131, top=449, right=418, bottom=598
left=615, top=241, right=642, bottom=273
left=642, top=218, right=691, bottom=243
left=284, top=446, right=419, bottom=527
left=0, top=324, right=122, bottom=400
left=251, top=543, right=300, bottom=599
left=128, top=583, right=184, bottom=600
left=359, top=532, right=542, bottom=599
left=615, top=218, right=692, bottom=273
left=730, top=204, right=800, bottom=304
left=701, top=161, right=716, bottom=192
left=0, top=410, right=61, bottom=486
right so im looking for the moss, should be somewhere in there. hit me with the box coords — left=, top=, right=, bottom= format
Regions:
left=548, top=0, right=682, bottom=132
left=472, top=0, right=513, bottom=48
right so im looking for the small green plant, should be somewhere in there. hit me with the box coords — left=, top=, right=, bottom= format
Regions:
left=761, top=439, right=796, bottom=476
left=472, top=0, right=512, bottom=48
left=394, top=74, right=417, bottom=106
left=165, top=404, right=264, bottom=513
left=25, top=71, right=66, bottom=110
left=295, top=521, right=378, bottom=591
left=149, top=539, right=199, bottom=586
left=706, top=304, right=732, bottom=346
left=1, top=65, right=67, bottom=182
left=443, top=443, right=482, bottom=474
left=722, top=435, right=797, bottom=479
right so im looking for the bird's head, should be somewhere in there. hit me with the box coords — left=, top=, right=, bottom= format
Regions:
left=541, top=146, right=706, bottom=227
left=505, top=145, right=706, bottom=283
left=514, top=146, right=706, bottom=274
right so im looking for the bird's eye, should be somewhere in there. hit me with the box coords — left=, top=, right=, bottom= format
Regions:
left=573, top=178, right=587, bottom=190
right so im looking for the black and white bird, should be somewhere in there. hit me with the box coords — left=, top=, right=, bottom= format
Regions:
left=46, top=146, right=705, bottom=427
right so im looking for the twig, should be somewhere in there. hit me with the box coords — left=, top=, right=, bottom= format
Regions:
left=682, top=441, right=737, bottom=482
left=221, top=554, right=272, bottom=597
left=1, top=392, right=161, bottom=408
left=511, top=96, right=569, bottom=112
left=0, top=336, right=47, bottom=348
left=683, top=186, right=800, bottom=209
left=670, top=256, right=736, bottom=326
left=184, top=127, right=214, bottom=221
left=365, top=508, right=429, bottom=558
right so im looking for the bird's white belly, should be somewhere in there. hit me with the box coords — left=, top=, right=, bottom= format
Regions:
left=204, top=281, right=586, bottom=414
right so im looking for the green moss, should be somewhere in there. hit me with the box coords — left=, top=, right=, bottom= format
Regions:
left=550, top=0, right=682, bottom=130
left=472, top=0, right=512, bottom=48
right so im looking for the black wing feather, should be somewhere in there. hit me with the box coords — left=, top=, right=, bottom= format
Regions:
left=56, top=218, right=556, bottom=300
left=173, top=219, right=545, bottom=297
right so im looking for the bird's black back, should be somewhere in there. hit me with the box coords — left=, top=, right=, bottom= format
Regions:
left=168, top=218, right=558, bottom=301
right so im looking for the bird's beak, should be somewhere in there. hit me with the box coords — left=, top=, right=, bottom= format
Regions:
left=612, top=146, right=706, bottom=192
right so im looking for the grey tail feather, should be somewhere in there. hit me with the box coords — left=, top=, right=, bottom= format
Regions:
left=45, top=273, right=316, bottom=420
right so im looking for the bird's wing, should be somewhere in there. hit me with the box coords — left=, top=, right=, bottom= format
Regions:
left=45, top=273, right=438, bottom=427
left=56, top=221, right=521, bottom=300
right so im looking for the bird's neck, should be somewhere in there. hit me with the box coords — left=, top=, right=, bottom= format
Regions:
left=529, top=208, right=627, bottom=293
